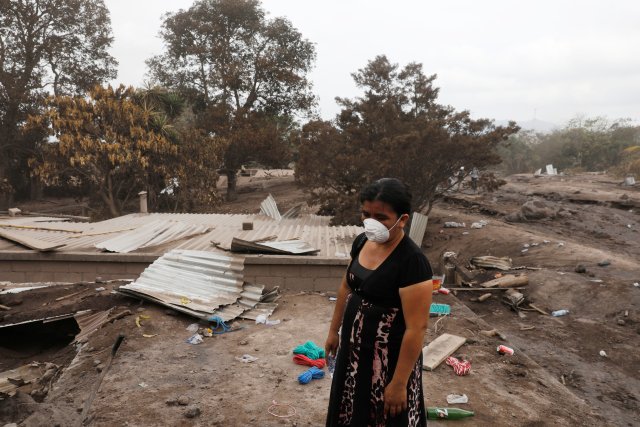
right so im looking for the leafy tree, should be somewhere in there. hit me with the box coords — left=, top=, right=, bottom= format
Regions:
left=296, top=56, right=519, bottom=224
left=497, top=130, right=541, bottom=174
left=614, top=145, right=640, bottom=178
left=29, top=85, right=226, bottom=218
left=0, top=0, right=117, bottom=207
left=532, top=117, right=640, bottom=172
left=146, top=0, right=315, bottom=200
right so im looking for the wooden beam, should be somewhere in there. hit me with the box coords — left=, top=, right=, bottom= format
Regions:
left=480, top=274, right=529, bottom=288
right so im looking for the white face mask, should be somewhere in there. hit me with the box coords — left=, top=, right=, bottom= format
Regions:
left=363, top=217, right=402, bottom=243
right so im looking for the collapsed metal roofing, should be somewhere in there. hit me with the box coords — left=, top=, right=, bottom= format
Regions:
left=118, top=249, right=278, bottom=321
left=95, top=219, right=211, bottom=253
left=0, top=212, right=362, bottom=258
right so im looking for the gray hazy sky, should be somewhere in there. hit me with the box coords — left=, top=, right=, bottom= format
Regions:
left=104, top=0, right=640, bottom=125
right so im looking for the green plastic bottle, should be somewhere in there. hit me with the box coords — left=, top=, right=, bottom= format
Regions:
left=427, top=407, right=475, bottom=420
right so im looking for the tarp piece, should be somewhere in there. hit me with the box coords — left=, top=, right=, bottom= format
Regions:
left=230, top=237, right=319, bottom=255
left=260, top=194, right=282, bottom=221
left=95, top=219, right=210, bottom=253
left=118, top=249, right=278, bottom=321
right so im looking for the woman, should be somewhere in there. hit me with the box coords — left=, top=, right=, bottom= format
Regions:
left=325, top=178, right=433, bottom=427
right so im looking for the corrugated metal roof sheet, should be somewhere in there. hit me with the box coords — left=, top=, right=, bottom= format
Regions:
left=73, top=309, right=114, bottom=344
left=408, top=212, right=429, bottom=247
left=0, top=213, right=360, bottom=258
left=260, top=194, right=281, bottom=221
left=95, top=219, right=210, bottom=253
left=119, top=249, right=263, bottom=320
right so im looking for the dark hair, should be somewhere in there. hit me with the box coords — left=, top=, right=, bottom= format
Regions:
left=359, top=178, right=412, bottom=216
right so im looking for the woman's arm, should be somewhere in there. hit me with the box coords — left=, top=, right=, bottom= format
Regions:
left=325, top=275, right=351, bottom=359
left=384, top=280, right=432, bottom=417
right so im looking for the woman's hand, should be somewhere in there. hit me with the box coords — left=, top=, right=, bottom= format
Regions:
left=384, top=380, right=407, bottom=418
left=325, top=330, right=339, bottom=360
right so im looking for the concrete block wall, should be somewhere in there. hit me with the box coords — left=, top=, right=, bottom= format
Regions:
left=0, top=252, right=156, bottom=283
left=0, top=252, right=348, bottom=292
left=1, top=259, right=150, bottom=283
left=243, top=257, right=349, bottom=292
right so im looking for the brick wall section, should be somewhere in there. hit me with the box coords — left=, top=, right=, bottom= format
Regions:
left=0, top=252, right=348, bottom=291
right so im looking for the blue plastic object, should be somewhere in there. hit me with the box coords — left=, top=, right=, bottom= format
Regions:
left=430, top=303, right=451, bottom=316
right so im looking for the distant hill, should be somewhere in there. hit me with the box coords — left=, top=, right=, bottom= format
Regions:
left=495, top=119, right=559, bottom=134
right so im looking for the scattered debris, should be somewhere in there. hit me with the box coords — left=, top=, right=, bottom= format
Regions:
left=255, top=314, right=280, bottom=326
left=502, top=289, right=525, bottom=311
left=135, top=314, right=150, bottom=328
left=186, top=334, right=203, bottom=345
left=293, top=341, right=325, bottom=360
left=480, top=274, right=529, bottom=288
left=446, top=394, right=469, bottom=404
left=427, top=407, right=475, bottom=420
left=293, top=354, right=326, bottom=369
left=422, top=333, right=466, bottom=371
left=445, top=356, right=471, bottom=376
left=480, top=329, right=507, bottom=340
left=430, top=303, right=451, bottom=316
left=74, top=309, right=130, bottom=344
left=236, top=354, right=258, bottom=363
left=297, top=366, right=324, bottom=384
left=470, top=220, right=488, bottom=229
left=551, top=309, right=570, bottom=317
left=444, top=222, right=466, bottom=228
left=599, top=350, right=607, bottom=358
left=470, top=256, right=513, bottom=271
left=476, top=293, right=492, bottom=302
left=497, top=345, right=514, bottom=356
left=528, top=304, right=549, bottom=316
left=0, top=362, right=57, bottom=399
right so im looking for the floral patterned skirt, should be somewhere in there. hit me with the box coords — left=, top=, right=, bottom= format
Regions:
left=326, top=293, right=426, bottom=427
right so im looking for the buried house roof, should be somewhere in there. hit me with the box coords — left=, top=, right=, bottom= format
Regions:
left=0, top=212, right=361, bottom=259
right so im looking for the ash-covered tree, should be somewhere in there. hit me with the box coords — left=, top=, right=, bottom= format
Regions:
left=296, top=55, right=519, bottom=224
left=146, top=0, right=315, bottom=200
left=0, top=0, right=117, bottom=207
left=29, top=85, right=227, bottom=218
